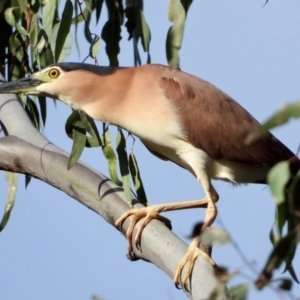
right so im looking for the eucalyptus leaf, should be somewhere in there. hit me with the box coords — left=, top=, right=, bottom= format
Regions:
left=116, top=130, right=132, bottom=204
left=42, top=0, right=56, bottom=40
left=166, top=0, right=193, bottom=69
left=246, top=100, right=300, bottom=143
left=201, top=228, right=231, bottom=246
left=129, top=151, right=148, bottom=206
left=5, top=7, right=30, bottom=36
left=54, top=0, right=73, bottom=62
left=102, top=128, right=122, bottom=186
left=67, top=121, right=87, bottom=170
left=269, top=163, right=290, bottom=192
left=228, top=284, right=248, bottom=300
left=0, top=172, right=18, bottom=231
left=90, top=35, right=101, bottom=59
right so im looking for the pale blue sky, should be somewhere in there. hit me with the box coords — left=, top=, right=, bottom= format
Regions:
left=1, top=1, right=300, bottom=299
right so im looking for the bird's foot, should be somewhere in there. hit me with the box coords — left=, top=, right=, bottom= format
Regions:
left=174, top=238, right=217, bottom=290
left=115, top=206, right=172, bottom=253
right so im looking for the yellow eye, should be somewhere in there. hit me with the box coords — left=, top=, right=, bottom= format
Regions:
left=48, top=68, right=60, bottom=78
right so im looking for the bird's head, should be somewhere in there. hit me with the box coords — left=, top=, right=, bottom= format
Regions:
left=0, top=63, right=118, bottom=110
left=0, top=65, right=66, bottom=98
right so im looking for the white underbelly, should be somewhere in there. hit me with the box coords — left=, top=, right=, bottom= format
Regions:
left=143, top=138, right=269, bottom=184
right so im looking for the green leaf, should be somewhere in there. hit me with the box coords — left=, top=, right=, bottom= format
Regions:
left=65, top=111, right=103, bottom=148
left=25, top=174, right=32, bottom=188
left=267, top=161, right=290, bottom=236
left=129, top=151, right=148, bottom=206
left=51, top=22, right=72, bottom=63
left=116, top=130, right=132, bottom=204
left=246, top=100, right=300, bottom=143
left=166, top=0, right=193, bottom=69
left=5, top=7, right=30, bottom=36
left=67, top=121, right=87, bottom=170
left=38, top=96, right=47, bottom=126
left=208, top=283, right=227, bottom=300
left=102, top=127, right=122, bottom=186
left=85, top=0, right=94, bottom=13
left=25, top=97, right=40, bottom=130
left=90, top=35, right=101, bottom=59
left=42, top=0, right=56, bottom=40
left=134, top=9, right=151, bottom=63
left=54, top=0, right=73, bottom=62
left=0, top=172, right=18, bottom=231
left=95, top=0, right=104, bottom=24
left=228, top=284, right=249, bottom=300
left=72, top=6, right=89, bottom=24
left=101, top=11, right=122, bottom=67
left=268, top=161, right=290, bottom=191
left=256, top=230, right=298, bottom=289
left=80, top=112, right=103, bottom=147
left=38, top=44, right=54, bottom=68
left=65, top=111, right=80, bottom=138
left=201, top=228, right=231, bottom=246
left=277, top=278, right=292, bottom=291
left=0, top=1, right=6, bottom=14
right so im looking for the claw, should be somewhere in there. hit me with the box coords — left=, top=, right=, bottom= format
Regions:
left=174, top=237, right=217, bottom=290
left=115, top=206, right=172, bottom=252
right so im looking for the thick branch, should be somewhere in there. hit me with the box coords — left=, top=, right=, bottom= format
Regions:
left=0, top=76, right=224, bottom=299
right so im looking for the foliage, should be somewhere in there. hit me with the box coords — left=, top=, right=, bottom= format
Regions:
left=0, top=1, right=299, bottom=299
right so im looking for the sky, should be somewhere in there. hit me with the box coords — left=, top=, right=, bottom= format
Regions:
left=1, top=1, right=300, bottom=299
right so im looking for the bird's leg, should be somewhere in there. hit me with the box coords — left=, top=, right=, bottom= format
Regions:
left=115, top=198, right=210, bottom=254
left=174, top=175, right=219, bottom=289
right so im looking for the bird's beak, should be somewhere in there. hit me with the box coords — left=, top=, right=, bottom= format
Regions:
left=0, top=77, right=42, bottom=95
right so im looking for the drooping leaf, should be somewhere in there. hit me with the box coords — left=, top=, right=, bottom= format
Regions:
left=267, top=161, right=291, bottom=236
left=65, top=111, right=103, bottom=148
left=0, top=172, right=18, bottom=231
left=41, top=0, right=56, bottom=40
left=89, top=35, right=101, bottom=59
left=101, top=20, right=121, bottom=66
left=246, top=100, right=300, bottom=143
left=208, top=283, right=227, bottom=300
left=129, top=151, right=147, bottom=206
left=80, top=112, right=103, bottom=147
left=166, top=0, right=193, bottom=69
left=38, top=96, right=47, bottom=126
left=25, top=97, right=40, bottom=130
left=25, top=174, right=32, bottom=188
left=54, top=0, right=73, bottom=62
left=201, top=228, right=231, bottom=246
left=5, top=7, right=30, bottom=36
left=67, top=120, right=87, bottom=170
left=277, top=278, right=292, bottom=291
left=51, top=23, right=73, bottom=63
left=256, top=230, right=299, bottom=289
left=101, top=0, right=123, bottom=66
left=102, top=126, right=122, bottom=186
left=116, top=130, right=132, bottom=204
left=85, top=0, right=94, bottom=13
left=228, top=284, right=249, bottom=300
left=95, top=0, right=104, bottom=24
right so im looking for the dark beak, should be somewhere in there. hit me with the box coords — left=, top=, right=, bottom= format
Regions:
left=0, top=77, right=42, bottom=94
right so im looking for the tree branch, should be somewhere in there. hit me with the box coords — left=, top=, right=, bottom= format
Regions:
left=0, top=75, right=224, bottom=300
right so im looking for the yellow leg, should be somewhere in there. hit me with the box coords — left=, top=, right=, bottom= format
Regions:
left=116, top=171, right=219, bottom=289
left=173, top=174, right=219, bottom=289
left=115, top=198, right=210, bottom=251
left=174, top=235, right=217, bottom=289
left=173, top=197, right=218, bottom=289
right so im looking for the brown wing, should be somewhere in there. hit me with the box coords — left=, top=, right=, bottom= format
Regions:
left=158, top=68, right=300, bottom=174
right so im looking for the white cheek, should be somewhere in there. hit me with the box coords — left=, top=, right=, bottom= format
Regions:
left=36, top=83, right=82, bottom=110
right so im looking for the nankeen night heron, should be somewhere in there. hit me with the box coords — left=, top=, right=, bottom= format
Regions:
left=0, top=63, right=299, bottom=287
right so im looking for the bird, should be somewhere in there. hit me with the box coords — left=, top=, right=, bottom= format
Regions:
left=0, top=62, right=299, bottom=288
